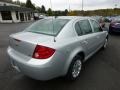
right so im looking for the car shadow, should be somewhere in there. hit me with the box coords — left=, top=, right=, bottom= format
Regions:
left=109, top=32, right=120, bottom=36
left=7, top=74, right=83, bottom=90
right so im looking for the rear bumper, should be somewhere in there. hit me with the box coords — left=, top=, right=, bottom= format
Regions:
left=7, top=47, right=67, bottom=80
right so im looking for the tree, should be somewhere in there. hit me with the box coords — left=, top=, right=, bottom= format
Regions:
left=64, top=9, right=68, bottom=16
left=14, top=0, right=20, bottom=5
left=12, top=0, right=26, bottom=7
left=47, top=8, right=52, bottom=16
left=1, top=0, right=12, bottom=3
left=68, top=11, right=78, bottom=16
left=41, top=5, right=46, bottom=14
left=20, top=2, right=26, bottom=7
left=25, top=0, right=35, bottom=10
left=36, top=7, right=41, bottom=13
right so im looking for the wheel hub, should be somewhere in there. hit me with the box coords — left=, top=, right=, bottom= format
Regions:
left=72, top=60, right=82, bottom=78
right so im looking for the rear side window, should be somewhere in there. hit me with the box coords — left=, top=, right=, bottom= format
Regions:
left=91, top=20, right=101, bottom=32
left=75, top=22, right=83, bottom=36
left=79, top=20, right=92, bottom=35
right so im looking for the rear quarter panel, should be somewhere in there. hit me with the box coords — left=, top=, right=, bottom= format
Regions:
left=51, top=36, right=87, bottom=75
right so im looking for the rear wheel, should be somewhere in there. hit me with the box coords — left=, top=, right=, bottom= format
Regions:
left=66, top=55, right=82, bottom=81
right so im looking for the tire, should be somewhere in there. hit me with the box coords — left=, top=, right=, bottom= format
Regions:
left=109, top=27, right=113, bottom=34
left=102, top=38, right=108, bottom=49
left=109, top=30, right=112, bottom=35
left=66, top=55, right=82, bottom=81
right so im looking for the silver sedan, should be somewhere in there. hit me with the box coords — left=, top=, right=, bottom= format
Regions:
left=7, top=16, right=108, bottom=81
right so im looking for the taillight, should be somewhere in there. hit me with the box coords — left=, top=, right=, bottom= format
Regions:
left=32, top=45, right=55, bottom=59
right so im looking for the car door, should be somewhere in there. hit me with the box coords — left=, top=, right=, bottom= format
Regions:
left=75, top=19, right=98, bottom=56
left=90, top=19, right=106, bottom=49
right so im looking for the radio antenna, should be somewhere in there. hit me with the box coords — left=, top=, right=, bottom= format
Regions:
left=50, top=0, right=56, bottom=42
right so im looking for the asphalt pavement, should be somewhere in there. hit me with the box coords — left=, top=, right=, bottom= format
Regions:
left=0, top=22, right=120, bottom=90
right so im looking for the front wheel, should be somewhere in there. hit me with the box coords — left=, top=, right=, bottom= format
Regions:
left=66, top=55, right=82, bottom=81
left=103, top=39, right=108, bottom=49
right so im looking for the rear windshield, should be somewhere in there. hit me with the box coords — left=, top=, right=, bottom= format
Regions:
left=25, top=19, right=69, bottom=36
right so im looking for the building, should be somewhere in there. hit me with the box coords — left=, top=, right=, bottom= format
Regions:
left=0, top=1, right=34, bottom=23
left=0, top=0, right=12, bottom=2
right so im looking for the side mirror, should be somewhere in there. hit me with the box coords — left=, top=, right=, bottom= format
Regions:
left=101, top=23, right=105, bottom=28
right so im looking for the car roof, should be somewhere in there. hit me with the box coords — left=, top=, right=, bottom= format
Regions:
left=57, top=16, right=90, bottom=20
left=46, top=16, right=91, bottom=20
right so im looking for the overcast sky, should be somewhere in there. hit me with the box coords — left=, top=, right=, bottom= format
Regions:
left=13, top=0, right=120, bottom=11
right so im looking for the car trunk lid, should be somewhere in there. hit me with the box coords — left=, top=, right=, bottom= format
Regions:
left=9, top=32, right=54, bottom=57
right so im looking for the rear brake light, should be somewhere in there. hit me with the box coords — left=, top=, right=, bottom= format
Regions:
left=32, top=45, right=55, bottom=59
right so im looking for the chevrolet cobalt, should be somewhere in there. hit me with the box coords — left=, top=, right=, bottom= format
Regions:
left=7, top=16, right=108, bottom=80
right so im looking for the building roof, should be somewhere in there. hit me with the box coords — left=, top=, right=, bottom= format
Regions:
left=0, top=6, right=34, bottom=12
left=0, top=0, right=12, bottom=3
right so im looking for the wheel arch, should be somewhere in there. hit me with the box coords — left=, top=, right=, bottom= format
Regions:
left=63, top=49, right=85, bottom=76
left=106, top=35, right=109, bottom=40
left=76, top=52, right=85, bottom=62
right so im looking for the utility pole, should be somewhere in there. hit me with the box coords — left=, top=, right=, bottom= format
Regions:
left=82, top=0, right=83, bottom=11
left=114, top=4, right=117, bottom=15
left=82, top=0, right=84, bottom=16
left=68, top=0, right=71, bottom=12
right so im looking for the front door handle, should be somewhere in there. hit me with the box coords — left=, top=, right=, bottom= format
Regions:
left=96, top=36, right=100, bottom=39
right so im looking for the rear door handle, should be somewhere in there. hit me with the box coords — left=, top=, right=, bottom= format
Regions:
left=82, top=40, right=88, bottom=44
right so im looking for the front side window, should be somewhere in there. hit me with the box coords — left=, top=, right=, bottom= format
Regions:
left=91, top=20, right=101, bottom=32
left=25, top=19, right=69, bottom=36
left=79, top=20, right=92, bottom=35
